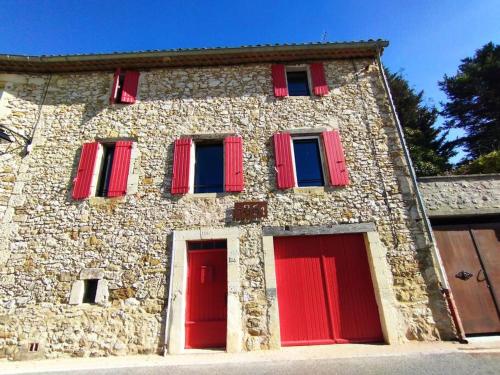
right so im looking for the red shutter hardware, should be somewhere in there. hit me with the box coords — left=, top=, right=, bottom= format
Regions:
left=273, top=132, right=295, bottom=189
left=322, top=130, right=349, bottom=186
left=107, top=141, right=133, bottom=197
left=72, top=142, right=99, bottom=200
left=120, top=71, right=140, bottom=104
left=310, top=63, right=329, bottom=96
left=171, top=138, right=192, bottom=195
left=224, top=136, right=244, bottom=192
left=109, top=68, right=121, bottom=104
left=271, top=64, right=288, bottom=97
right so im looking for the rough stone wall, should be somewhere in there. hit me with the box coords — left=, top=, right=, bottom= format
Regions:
left=419, top=174, right=500, bottom=217
left=0, top=59, right=454, bottom=359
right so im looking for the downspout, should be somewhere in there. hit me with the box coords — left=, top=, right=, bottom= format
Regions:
left=163, top=232, right=176, bottom=355
left=375, top=48, right=467, bottom=343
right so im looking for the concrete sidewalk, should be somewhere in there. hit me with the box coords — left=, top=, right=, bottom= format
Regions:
left=1, top=341, right=500, bottom=375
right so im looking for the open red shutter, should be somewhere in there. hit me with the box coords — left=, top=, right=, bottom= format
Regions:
left=273, top=133, right=295, bottom=189
left=322, top=130, right=349, bottom=186
left=107, top=141, right=133, bottom=197
left=72, top=142, right=99, bottom=200
left=109, top=68, right=121, bottom=104
left=272, top=64, right=288, bottom=97
left=171, top=138, right=192, bottom=195
left=310, top=63, right=329, bottom=96
left=224, top=136, right=244, bottom=192
left=120, top=71, right=140, bottom=104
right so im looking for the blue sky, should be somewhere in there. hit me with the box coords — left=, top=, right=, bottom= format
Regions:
left=1, top=0, right=498, bottom=162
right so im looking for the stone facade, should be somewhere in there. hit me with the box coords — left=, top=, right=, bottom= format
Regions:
left=419, top=174, right=500, bottom=218
left=0, top=51, right=455, bottom=360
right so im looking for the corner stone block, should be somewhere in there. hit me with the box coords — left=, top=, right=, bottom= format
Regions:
left=69, top=280, right=84, bottom=305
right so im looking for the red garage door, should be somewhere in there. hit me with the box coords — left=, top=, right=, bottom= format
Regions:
left=185, top=241, right=227, bottom=349
left=274, top=234, right=383, bottom=346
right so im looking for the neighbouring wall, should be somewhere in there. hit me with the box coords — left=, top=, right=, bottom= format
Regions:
left=419, top=174, right=500, bottom=218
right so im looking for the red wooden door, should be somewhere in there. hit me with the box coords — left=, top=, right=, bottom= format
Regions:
left=185, top=246, right=227, bottom=349
left=434, top=225, right=500, bottom=335
left=274, top=234, right=383, bottom=346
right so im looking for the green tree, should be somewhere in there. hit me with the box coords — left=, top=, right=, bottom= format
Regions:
left=387, top=69, right=454, bottom=176
left=439, top=42, right=500, bottom=161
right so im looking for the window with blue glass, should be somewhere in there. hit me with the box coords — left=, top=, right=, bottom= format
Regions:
left=194, top=143, right=224, bottom=193
left=286, top=70, right=310, bottom=96
left=293, top=138, right=325, bottom=187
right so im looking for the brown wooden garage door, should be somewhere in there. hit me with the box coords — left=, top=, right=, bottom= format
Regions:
left=433, top=223, right=500, bottom=335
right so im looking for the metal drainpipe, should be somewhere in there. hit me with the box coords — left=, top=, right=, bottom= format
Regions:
left=163, top=232, right=176, bottom=355
left=375, top=48, right=468, bottom=343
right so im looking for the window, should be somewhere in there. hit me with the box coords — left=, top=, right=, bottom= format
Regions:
left=272, top=63, right=329, bottom=97
left=72, top=141, right=134, bottom=200
left=273, top=131, right=349, bottom=189
left=82, top=279, right=99, bottom=304
left=110, top=69, right=140, bottom=104
left=286, top=70, right=310, bottom=96
left=96, top=143, right=115, bottom=197
left=194, top=142, right=224, bottom=193
left=171, top=136, right=244, bottom=195
left=292, top=138, right=325, bottom=187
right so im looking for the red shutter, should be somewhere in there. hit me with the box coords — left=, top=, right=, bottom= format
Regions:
left=271, top=64, right=288, bottom=97
left=109, top=68, right=121, bottom=104
left=107, top=141, right=133, bottom=197
left=72, top=142, right=99, bottom=200
left=224, top=136, right=244, bottom=192
left=273, top=133, right=295, bottom=189
left=310, top=63, right=329, bottom=96
left=171, top=138, right=192, bottom=195
left=120, top=71, right=140, bottom=104
left=322, top=130, right=349, bottom=186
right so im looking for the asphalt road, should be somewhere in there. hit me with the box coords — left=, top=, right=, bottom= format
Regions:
left=20, top=352, right=500, bottom=375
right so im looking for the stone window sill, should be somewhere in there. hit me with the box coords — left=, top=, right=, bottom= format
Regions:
left=185, top=193, right=218, bottom=199
left=292, top=186, right=326, bottom=195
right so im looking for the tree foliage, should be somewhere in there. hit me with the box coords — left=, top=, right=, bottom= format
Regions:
left=455, top=150, right=500, bottom=175
left=439, top=42, right=500, bottom=161
left=386, top=69, right=454, bottom=176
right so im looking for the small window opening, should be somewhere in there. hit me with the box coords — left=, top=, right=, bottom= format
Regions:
left=29, top=342, right=39, bottom=352
left=115, top=73, right=126, bottom=103
left=96, top=144, right=116, bottom=197
left=194, top=142, right=224, bottom=193
left=82, top=279, right=99, bottom=304
left=293, top=138, right=325, bottom=187
left=188, top=240, right=227, bottom=250
left=287, top=70, right=310, bottom=96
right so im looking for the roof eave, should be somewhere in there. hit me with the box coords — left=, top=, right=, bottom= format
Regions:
left=0, top=40, right=389, bottom=74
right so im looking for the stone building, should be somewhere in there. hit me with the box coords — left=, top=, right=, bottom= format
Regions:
left=0, top=41, right=456, bottom=360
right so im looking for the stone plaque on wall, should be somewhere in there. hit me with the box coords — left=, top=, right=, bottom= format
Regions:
left=233, top=201, right=268, bottom=222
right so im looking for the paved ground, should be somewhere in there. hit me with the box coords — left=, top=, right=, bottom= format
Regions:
left=14, top=352, right=500, bottom=375
left=2, top=342, right=500, bottom=375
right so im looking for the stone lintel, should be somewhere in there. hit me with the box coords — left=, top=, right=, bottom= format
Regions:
left=262, top=222, right=376, bottom=237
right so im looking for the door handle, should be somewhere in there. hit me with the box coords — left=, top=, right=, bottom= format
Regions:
left=477, top=269, right=487, bottom=282
left=455, top=270, right=473, bottom=281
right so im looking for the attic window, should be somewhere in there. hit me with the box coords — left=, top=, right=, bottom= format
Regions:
left=82, top=279, right=99, bottom=304
left=110, top=69, right=140, bottom=104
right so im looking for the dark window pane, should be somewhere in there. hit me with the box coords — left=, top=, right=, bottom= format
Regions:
left=287, top=71, right=310, bottom=96
left=83, top=279, right=98, bottom=304
left=96, top=144, right=115, bottom=197
left=293, top=139, right=324, bottom=187
left=188, top=240, right=227, bottom=250
left=194, top=143, right=224, bottom=193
